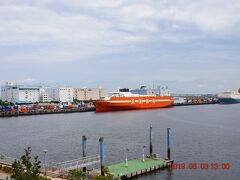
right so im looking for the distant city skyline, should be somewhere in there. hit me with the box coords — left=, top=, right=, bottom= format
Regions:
left=1, top=0, right=240, bottom=94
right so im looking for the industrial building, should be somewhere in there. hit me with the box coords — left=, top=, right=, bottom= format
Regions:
left=1, top=82, right=106, bottom=103
left=47, top=87, right=73, bottom=103
left=74, top=87, right=107, bottom=101
left=39, top=93, right=50, bottom=102
left=1, top=82, right=46, bottom=103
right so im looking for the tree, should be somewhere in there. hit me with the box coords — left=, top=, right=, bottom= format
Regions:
left=11, top=147, right=49, bottom=180
left=0, top=100, right=14, bottom=106
left=67, top=169, right=86, bottom=180
left=0, top=154, right=4, bottom=160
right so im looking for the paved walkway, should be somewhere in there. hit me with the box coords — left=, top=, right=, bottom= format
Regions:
left=0, top=172, right=10, bottom=180
left=0, top=172, right=65, bottom=180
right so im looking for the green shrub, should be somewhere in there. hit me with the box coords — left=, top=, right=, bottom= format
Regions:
left=0, top=154, right=4, bottom=160
left=11, top=147, right=50, bottom=180
left=95, top=167, right=113, bottom=180
left=67, top=169, right=85, bottom=180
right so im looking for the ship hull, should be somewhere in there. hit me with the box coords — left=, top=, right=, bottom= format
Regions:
left=218, top=98, right=240, bottom=104
left=93, top=96, right=174, bottom=112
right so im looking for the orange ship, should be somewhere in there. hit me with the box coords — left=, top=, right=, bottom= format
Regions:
left=93, top=89, right=174, bottom=112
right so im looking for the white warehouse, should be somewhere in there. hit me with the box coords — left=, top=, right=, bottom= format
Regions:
left=1, top=82, right=46, bottom=103
left=47, top=87, right=73, bottom=103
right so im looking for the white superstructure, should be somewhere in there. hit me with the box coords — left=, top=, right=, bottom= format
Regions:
left=217, top=88, right=240, bottom=104
left=218, top=91, right=240, bottom=99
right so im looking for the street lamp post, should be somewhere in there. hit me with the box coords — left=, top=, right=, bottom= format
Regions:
left=43, top=149, right=48, bottom=177
left=142, top=146, right=146, bottom=162
left=125, top=148, right=129, bottom=167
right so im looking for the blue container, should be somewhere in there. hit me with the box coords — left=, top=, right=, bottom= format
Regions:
left=1, top=106, right=11, bottom=112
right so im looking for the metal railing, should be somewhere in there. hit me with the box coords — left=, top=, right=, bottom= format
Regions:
left=1, top=153, right=100, bottom=178
left=53, top=154, right=100, bottom=170
left=0, top=154, right=17, bottom=166
left=40, top=154, right=100, bottom=178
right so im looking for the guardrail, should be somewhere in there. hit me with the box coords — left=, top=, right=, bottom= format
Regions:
left=0, top=154, right=17, bottom=166
left=40, top=154, right=100, bottom=178
left=52, top=154, right=100, bottom=170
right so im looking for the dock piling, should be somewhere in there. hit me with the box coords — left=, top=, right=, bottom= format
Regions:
left=149, top=126, right=153, bottom=155
left=99, top=137, right=104, bottom=176
left=82, top=136, right=87, bottom=172
left=167, top=128, right=171, bottom=160
left=82, top=136, right=87, bottom=158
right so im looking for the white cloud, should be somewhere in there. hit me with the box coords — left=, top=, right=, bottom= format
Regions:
left=1, top=78, right=36, bottom=86
left=155, top=0, right=240, bottom=32
left=0, top=0, right=240, bottom=64
left=17, top=78, right=36, bottom=83
left=120, top=4, right=156, bottom=19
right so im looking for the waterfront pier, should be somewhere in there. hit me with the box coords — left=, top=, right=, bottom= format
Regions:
left=91, top=127, right=173, bottom=179
left=107, top=157, right=173, bottom=179
left=0, top=127, right=173, bottom=179
left=0, top=107, right=95, bottom=117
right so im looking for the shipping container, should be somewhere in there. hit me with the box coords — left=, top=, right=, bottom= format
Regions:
left=1, top=106, right=12, bottom=112
left=20, top=107, right=28, bottom=112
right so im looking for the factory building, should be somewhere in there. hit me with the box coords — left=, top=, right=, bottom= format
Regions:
left=74, top=87, right=107, bottom=101
left=1, top=82, right=104, bottom=103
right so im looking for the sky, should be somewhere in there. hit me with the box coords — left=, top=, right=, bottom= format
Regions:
left=0, top=0, right=240, bottom=94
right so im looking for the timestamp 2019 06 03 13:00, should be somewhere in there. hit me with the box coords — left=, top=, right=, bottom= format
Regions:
left=169, top=162, right=231, bottom=170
